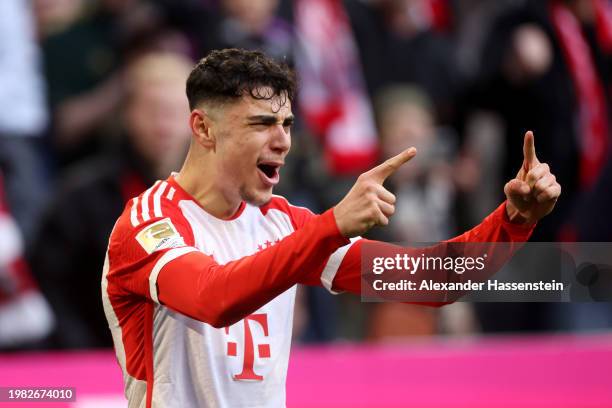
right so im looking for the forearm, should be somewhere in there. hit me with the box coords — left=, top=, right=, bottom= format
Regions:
left=156, top=209, right=349, bottom=327
left=331, top=202, right=535, bottom=302
left=447, top=201, right=534, bottom=243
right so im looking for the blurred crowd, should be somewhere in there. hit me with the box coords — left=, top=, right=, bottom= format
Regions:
left=0, top=0, right=611, bottom=350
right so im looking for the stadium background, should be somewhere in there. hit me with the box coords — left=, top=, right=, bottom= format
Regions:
left=0, top=0, right=611, bottom=406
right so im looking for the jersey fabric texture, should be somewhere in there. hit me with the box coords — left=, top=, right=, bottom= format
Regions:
left=102, top=175, right=534, bottom=408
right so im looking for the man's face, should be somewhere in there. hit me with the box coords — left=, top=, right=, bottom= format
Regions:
left=127, top=81, right=191, bottom=168
left=380, top=102, right=433, bottom=181
left=210, top=90, right=293, bottom=206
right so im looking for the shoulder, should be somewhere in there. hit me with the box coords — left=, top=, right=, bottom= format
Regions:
left=259, top=195, right=316, bottom=230
left=109, top=180, right=194, bottom=262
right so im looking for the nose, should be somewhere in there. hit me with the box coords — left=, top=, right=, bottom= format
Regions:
left=269, top=124, right=291, bottom=154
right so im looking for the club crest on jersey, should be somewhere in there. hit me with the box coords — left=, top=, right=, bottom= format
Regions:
left=136, top=218, right=185, bottom=254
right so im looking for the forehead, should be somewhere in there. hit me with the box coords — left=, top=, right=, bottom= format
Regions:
left=231, top=89, right=292, bottom=118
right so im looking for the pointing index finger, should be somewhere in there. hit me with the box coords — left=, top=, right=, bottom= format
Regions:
left=523, top=131, right=539, bottom=167
left=366, top=147, right=417, bottom=183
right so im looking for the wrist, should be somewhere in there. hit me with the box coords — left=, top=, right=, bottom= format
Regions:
left=505, top=201, right=534, bottom=225
left=330, top=207, right=351, bottom=241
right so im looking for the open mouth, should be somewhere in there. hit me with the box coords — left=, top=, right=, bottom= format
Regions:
left=257, top=162, right=281, bottom=186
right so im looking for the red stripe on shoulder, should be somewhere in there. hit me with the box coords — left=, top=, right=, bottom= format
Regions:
left=259, top=195, right=315, bottom=230
left=259, top=195, right=291, bottom=216
left=109, top=195, right=196, bottom=266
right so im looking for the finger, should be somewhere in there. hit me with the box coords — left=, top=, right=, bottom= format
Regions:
left=505, top=179, right=531, bottom=210
left=533, top=173, right=556, bottom=193
left=378, top=200, right=395, bottom=217
left=526, top=163, right=550, bottom=187
left=536, top=184, right=561, bottom=203
left=522, top=131, right=540, bottom=169
left=376, top=210, right=389, bottom=226
left=366, top=205, right=389, bottom=228
left=365, top=147, right=417, bottom=184
left=375, top=185, right=396, bottom=204
left=505, top=178, right=531, bottom=196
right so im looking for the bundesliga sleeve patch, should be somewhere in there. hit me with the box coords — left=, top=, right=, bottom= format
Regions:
left=136, top=218, right=186, bottom=254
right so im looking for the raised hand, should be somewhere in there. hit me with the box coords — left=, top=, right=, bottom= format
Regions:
left=504, top=131, right=561, bottom=224
left=333, top=148, right=417, bottom=237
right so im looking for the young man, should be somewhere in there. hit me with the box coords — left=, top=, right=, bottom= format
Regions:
left=102, top=48, right=561, bottom=407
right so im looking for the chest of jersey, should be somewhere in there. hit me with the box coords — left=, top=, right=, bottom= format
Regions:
left=152, top=201, right=297, bottom=406
left=179, top=201, right=295, bottom=263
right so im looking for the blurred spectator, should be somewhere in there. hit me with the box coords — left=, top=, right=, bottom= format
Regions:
left=217, top=0, right=292, bottom=60
left=0, top=0, right=50, bottom=245
left=374, top=85, right=456, bottom=242
left=468, top=0, right=612, bottom=333
left=472, top=0, right=611, bottom=242
left=0, top=174, right=54, bottom=349
left=39, top=0, right=122, bottom=164
left=345, top=0, right=460, bottom=123
left=30, top=52, right=192, bottom=348
left=39, top=0, right=188, bottom=166
left=366, top=84, right=478, bottom=340
left=157, top=0, right=293, bottom=61
left=452, top=0, right=522, bottom=80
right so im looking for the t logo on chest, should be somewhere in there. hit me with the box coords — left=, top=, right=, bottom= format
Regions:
left=224, top=313, right=270, bottom=381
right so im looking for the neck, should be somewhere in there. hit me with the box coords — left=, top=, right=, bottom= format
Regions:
left=174, top=149, right=242, bottom=219
left=152, top=160, right=175, bottom=181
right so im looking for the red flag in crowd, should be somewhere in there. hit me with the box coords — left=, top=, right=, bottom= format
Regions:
left=550, top=0, right=611, bottom=189
left=295, top=0, right=379, bottom=175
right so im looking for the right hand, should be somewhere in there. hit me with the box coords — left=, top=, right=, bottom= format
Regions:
left=333, top=148, right=417, bottom=237
left=504, top=131, right=560, bottom=225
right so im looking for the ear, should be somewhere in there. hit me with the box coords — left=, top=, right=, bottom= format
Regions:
left=189, top=109, right=216, bottom=149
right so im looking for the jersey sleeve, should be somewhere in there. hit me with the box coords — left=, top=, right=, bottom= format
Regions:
left=261, top=196, right=362, bottom=293
left=106, top=199, right=198, bottom=303
left=107, top=196, right=350, bottom=328
left=327, top=201, right=535, bottom=302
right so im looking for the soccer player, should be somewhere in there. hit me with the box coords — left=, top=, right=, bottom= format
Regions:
left=102, top=48, right=561, bottom=407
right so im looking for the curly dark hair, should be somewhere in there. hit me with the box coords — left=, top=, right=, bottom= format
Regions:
left=186, top=48, right=296, bottom=110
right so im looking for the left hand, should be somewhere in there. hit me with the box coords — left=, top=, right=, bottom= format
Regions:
left=504, top=131, right=561, bottom=225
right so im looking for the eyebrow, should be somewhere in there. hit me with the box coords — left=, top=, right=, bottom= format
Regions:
left=247, top=115, right=295, bottom=126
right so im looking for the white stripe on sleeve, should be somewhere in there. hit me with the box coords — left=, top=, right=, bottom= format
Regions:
left=130, top=197, right=139, bottom=227
left=141, top=181, right=160, bottom=222
left=149, top=247, right=198, bottom=303
left=320, top=237, right=360, bottom=295
left=166, top=187, right=176, bottom=201
left=153, top=181, right=168, bottom=218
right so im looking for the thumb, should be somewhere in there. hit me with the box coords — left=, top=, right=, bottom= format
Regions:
left=364, top=147, right=417, bottom=184
left=522, top=131, right=540, bottom=170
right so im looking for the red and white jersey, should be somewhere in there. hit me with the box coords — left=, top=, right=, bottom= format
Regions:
left=102, top=176, right=355, bottom=408
left=103, top=175, right=534, bottom=408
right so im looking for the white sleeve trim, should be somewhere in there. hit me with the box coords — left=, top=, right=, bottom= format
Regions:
left=149, top=246, right=198, bottom=303
left=320, top=237, right=360, bottom=295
